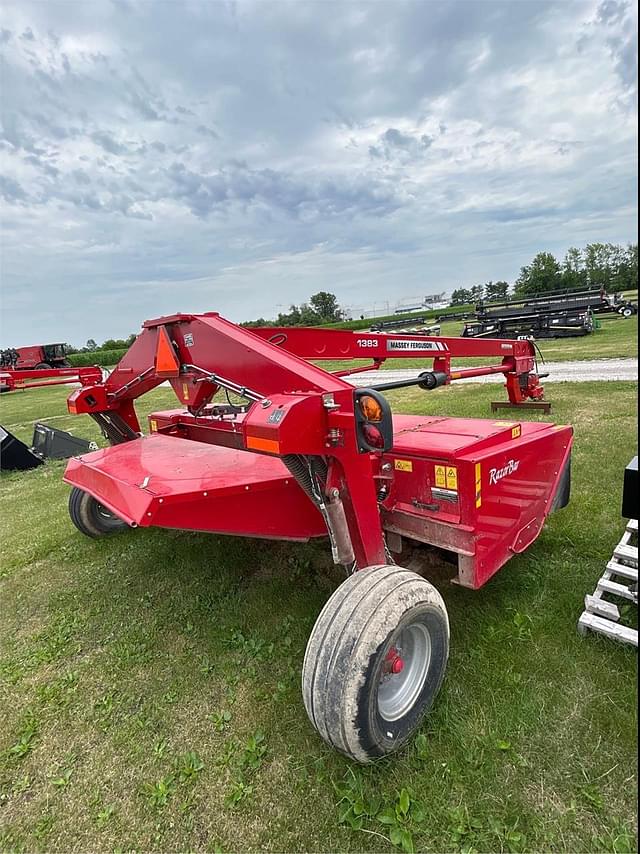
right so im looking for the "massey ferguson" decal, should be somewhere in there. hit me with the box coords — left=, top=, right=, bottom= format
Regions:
left=489, top=459, right=520, bottom=485
left=387, top=339, right=449, bottom=352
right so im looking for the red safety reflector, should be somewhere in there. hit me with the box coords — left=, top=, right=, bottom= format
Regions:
left=155, top=326, right=180, bottom=377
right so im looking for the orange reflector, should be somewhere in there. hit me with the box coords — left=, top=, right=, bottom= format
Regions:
left=246, top=435, right=281, bottom=454
left=358, top=394, right=383, bottom=422
left=68, top=401, right=78, bottom=414
left=155, top=326, right=180, bottom=377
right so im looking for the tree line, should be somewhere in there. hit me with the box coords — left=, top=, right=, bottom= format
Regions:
left=66, top=242, right=637, bottom=351
left=450, top=242, right=637, bottom=305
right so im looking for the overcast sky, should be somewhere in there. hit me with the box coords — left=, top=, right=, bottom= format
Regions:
left=0, top=0, right=637, bottom=346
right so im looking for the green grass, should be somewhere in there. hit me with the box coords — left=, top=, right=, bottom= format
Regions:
left=0, top=382, right=637, bottom=852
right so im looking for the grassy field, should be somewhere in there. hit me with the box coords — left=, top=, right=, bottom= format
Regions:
left=0, top=380, right=637, bottom=853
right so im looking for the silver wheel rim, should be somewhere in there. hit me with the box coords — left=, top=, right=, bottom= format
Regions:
left=96, top=503, right=116, bottom=520
left=377, top=623, right=431, bottom=722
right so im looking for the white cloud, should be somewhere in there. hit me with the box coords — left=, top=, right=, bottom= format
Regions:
left=0, top=0, right=636, bottom=344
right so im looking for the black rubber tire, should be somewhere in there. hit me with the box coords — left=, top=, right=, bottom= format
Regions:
left=68, top=487, right=128, bottom=538
left=302, top=564, right=449, bottom=763
left=622, top=307, right=633, bottom=318
left=35, top=362, right=50, bottom=370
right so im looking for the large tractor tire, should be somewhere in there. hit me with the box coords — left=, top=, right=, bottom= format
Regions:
left=68, top=487, right=128, bottom=538
left=35, top=362, right=50, bottom=370
left=302, top=564, right=449, bottom=763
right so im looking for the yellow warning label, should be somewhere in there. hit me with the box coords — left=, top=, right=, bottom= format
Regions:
left=511, top=425, right=521, bottom=439
left=149, top=419, right=157, bottom=432
left=475, top=462, right=482, bottom=508
left=394, top=459, right=413, bottom=472
left=493, top=421, right=515, bottom=427
left=435, top=465, right=446, bottom=488
left=446, top=465, right=458, bottom=490
left=182, top=382, right=190, bottom=400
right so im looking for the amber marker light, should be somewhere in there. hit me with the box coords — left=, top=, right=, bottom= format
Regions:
left=358, top=394, right=383, bottom=422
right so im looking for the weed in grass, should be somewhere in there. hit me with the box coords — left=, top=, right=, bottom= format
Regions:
left=8, top=712, right=38, bottom=760
left=33, top=814, right=55, bottom=843
left=176, top=750, right=204, bottom=784
left=51, top=768, right=73, bottom=789
left=153, top=738, right=168, bottom=759
left=209, top=709, right=232, bottom=732
left=376, top=788, right=426, bottom=854
left=447, top=804, right=484, bottom=851
left=271, top=680, right=290, bottom=702
left=224, top=780, right=253, bottom=809
left=199, top=655, right=215, bottom=675
left=239, top=729, right=267, bottom=771
left=215, top=738, right=239, bottom=769
left=580, top=783, right=605, bottom=811
left=511, top=610, right=533, bottom=640
left=334, top=771, right=381, bottom=832
left=11, top=775, right=32, bottom=795
left=96, top=804, right=116, bottom=828
left=413, top=732, right=429, bottom=761
left=141, top=774, right=176, bottom=810
left=486, top=815, right=527, bottom=853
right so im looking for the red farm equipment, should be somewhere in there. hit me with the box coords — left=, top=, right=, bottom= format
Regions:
left=63, top=312, right=572, bottom=762
left=2, top=343, right=71, bottom=370
left=0, top=343, right=102, bottom=394
left=0, top=365, right=103, bottom=394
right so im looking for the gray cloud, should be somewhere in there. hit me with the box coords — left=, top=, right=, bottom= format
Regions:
left=0, top=0, right=637, bottom=344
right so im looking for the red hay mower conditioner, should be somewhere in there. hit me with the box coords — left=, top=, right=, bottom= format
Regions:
left=63, top=312, right=572, bottom=762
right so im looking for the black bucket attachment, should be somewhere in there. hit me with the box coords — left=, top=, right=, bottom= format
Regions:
left=0, top=426, right=44, bottom=471
left=31, top=423, right=95, bottom=461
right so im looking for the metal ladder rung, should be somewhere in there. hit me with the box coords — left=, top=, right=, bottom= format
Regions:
left=605, top=560, right=639, bottom=581
left=584, top=594, right=620, bottom=621
left=578, top=612, right=638, bottom=646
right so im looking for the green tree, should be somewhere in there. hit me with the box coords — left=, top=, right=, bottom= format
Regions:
left=561, top=247, right=587, bottom=291
left=85, top=338, right=98, bottom=351
left=309, top=291, right=343, bottom=322
left=470, top=284, right=485, bottom=303
left=514, top=252, right=562, bottom=296
left=450, top=288, right=473, bottom=305
left=484, top=281, right=509, bottom=302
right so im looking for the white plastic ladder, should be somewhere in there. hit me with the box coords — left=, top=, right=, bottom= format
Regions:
left=578, top=519, right=638, bottom=647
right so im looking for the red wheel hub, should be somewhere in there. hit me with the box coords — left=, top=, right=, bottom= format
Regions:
left=384, top=646, right=405, bottom=676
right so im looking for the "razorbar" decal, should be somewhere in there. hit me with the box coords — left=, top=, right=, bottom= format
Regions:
left=489, top=459, right=520, bottom=485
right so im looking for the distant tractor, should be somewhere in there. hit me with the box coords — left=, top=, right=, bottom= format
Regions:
left=0, top=343, right=71, bottom=370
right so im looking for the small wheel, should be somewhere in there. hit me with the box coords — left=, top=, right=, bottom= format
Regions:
left=35, top=362, right=50, bottom=370
left=622, top=307, right=633, bottom=318
left=68, top=487, right=128, bottom=538
left=302, top=564, right=449, bottom=763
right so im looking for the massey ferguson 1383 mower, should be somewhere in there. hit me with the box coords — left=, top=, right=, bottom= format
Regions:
left=63, top=313, right=572, bottom=762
